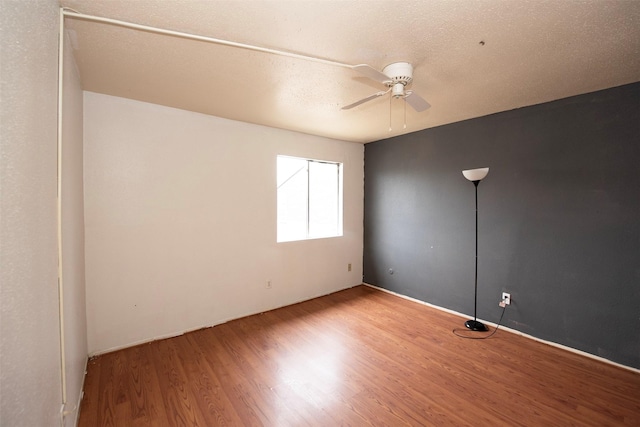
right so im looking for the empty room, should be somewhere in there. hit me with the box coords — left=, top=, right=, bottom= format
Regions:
left=1, top=0, right=639, bottom=426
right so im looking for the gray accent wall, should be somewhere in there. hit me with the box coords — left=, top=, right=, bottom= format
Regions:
left=364, top=82, right=640, bottom=369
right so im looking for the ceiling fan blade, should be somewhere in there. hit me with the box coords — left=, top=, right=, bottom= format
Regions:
left=352, top=64, right=392, bottom=84
left=342, top=90, right=389, bottom=110
left=404, top=91, right=431, bottom=112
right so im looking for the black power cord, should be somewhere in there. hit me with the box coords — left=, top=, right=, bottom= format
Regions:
left=452, top=304, right=507, bottom=339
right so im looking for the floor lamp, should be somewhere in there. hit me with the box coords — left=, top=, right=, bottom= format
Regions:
left=462, top=167, right=489, bottom=331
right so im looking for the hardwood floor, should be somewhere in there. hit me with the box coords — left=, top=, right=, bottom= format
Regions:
left=78, top=285, right=640, bottom=426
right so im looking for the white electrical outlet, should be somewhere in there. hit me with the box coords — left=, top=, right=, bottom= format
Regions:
left=266, top=280, right=272, bottom=289
left=502, top=292, right=511, bottom=305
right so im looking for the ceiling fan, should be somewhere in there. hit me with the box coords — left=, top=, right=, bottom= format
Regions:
left=342, top=62, right=431, bottom=112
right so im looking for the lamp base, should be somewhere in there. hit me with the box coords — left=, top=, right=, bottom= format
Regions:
left=464, top=319, right=488, bottom=331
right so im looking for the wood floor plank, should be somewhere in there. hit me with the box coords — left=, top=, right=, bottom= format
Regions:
left=148, top=338, right=210, bottom=426
left=180, top=333, right=246, bottom=426
left=192, top=326, right=286, bottom=426
left=270, top=297, right=456, bottom=424
left=97, top=352, right=122, bottom=426
left=295, top=295, right=516, bottom=426
left=79, top=285, right=640, bottom=426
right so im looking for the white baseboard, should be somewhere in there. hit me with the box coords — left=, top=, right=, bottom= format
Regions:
left=363, top=283, right=640, bottom=374
left=73, top=357, right=87, bottom=427
left=89, top=284, right=357, bottom=357
left=60, top=356, right=87, bottom=427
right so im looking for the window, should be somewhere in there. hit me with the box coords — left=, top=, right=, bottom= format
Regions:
left=277, top=155, right=343, bottom=242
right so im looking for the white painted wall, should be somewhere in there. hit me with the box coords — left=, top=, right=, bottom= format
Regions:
left=61, top=29, right=88, bottom=426
left=0, top=0, right=62, bottom=425
left=84, top=92, right=364, bottom=355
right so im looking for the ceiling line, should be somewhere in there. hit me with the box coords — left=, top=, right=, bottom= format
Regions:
left=61, top=7, right=357, bottom=71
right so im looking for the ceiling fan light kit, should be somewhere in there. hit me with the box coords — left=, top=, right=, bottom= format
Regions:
left=392, top=83, right=406, bottom=98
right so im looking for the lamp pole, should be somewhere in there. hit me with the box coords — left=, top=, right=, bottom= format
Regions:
left=462, top=168, right=489, bottom=331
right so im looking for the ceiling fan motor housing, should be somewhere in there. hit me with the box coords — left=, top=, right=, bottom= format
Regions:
left=383, top=62, right=414, bottom=98
left=383, top=62, right=414, bottom=86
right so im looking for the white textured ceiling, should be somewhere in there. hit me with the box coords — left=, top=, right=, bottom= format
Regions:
left=60, top=0, right=640, bottom=143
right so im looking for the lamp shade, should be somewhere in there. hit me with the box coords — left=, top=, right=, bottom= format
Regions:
left=462, top=167, right=489, bottom=182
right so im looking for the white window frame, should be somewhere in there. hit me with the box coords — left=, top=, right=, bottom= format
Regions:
left=277, top=155, right=343, bottom=242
